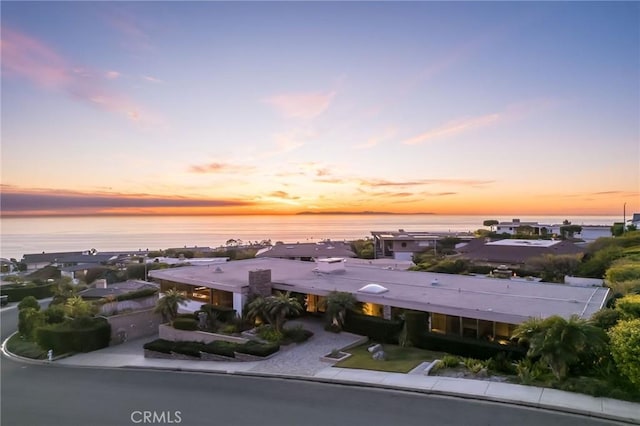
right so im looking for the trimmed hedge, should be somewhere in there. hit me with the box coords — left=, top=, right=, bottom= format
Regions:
left=201, top=304, right=236, bottom=322
left=172, top=318, right=198, bottom=330
left=36, top=318, right=111, bottom=354
left=236, top=341, right=280, bottom=357
left=115, top=288, right=158, bottom=302
left=171, top=341, right=203, bottom=357
left=0, top=283, right=54, bottom=302
left=202, top=341, right=236, bottom=358
left=404, top=311, right=428, bottom=344
left=143, top=339, right=175, bottom=354
left=343, top=311, right=404, bottom=343
left=412, top=331, right=526, bottom=360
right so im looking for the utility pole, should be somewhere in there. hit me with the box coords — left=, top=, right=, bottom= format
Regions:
left=623, top=202, right=626, bottom=234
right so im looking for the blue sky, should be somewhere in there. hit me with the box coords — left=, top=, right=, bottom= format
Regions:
left=1, top=1, right=638, bottom=216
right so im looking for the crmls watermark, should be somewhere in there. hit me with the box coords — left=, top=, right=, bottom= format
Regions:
left=130, top=411, right=182, bottom=424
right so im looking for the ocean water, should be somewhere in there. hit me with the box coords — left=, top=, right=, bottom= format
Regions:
left=0, top=214, right=620, bottom=260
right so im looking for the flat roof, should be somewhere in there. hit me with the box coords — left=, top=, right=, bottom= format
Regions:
left=149, top=258, right=608, bottom=324
left=486, top=239, right=561, bottom=248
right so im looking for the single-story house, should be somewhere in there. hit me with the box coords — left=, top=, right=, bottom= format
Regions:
left=256, top=241, right=355, bottom=261
left=456, top=238, right=584, bottom=269
left=22, top=251, right=85, bottom=271
left=149, top=257, right=608, bottom=342
left=371, top=230, right=474, bottom=261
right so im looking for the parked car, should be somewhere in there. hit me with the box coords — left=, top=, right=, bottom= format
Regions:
left=0, top=295, right=8, bottom=306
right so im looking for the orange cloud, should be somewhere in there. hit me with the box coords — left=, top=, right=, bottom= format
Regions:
left=188, top=162, right=253, bottom=174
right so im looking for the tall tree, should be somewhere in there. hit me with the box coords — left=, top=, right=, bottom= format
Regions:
left=483, top=220, right=499, bottom=232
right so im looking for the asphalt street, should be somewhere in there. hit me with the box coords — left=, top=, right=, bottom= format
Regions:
left=0, top=303, right=626, bottom=426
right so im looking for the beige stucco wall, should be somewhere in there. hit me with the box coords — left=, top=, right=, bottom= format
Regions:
left=104, top=309, right=162, bottom=345
left=158, top=324, right=248, bottom=344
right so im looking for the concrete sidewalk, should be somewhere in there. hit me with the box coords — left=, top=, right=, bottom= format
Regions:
left=21, top=336, right=639, bottom=424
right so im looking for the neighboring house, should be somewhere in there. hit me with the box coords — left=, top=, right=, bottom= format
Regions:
left=495, top=219, right=612, bottom=241
left=630, top=213, right=640, bottom=228
left=21, top=251, right=84, bottom=271
left=80, top=279, right=159, bottom=314
left=79, top=279, right=161, bottom=345
left=371, top=230, right=474, bottom=261
left=56, top=254, right=116, bottom=268
left=0, top=258, right=16, bottom=274
left=457, top=238, right=584, bottom=269
left=256, top=241, right=355, bottom=261
left=495, top=219, right=549, bottom=236
left=148, top=257, right=608, bottom=342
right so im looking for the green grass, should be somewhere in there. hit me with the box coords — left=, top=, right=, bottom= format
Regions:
left=335, top=343, right=446, bottom=373
left=6, top=334, right=47, bottom=359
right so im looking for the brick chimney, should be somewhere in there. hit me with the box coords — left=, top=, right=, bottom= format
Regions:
left=95, top=279, right=107, bottom=289
left=248, top=269, right=272, bottom=297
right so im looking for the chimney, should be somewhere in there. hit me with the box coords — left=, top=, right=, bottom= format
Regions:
left=248, top=269, right=272, bottom=297
left=95, top=279, right=107, bottom=289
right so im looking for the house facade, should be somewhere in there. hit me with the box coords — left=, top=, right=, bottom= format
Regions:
left=148, top=257, right=608, bottom=342
left=371, top=230, right=474, bottom=261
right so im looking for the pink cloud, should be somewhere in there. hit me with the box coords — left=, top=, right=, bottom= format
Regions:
left=1, top=27, right=151, bottom=123
left=142, top=75, right=163, bottom=83
left=264, top=90, right=336, bottom=119
left=403, top=112, right=501, bottom=145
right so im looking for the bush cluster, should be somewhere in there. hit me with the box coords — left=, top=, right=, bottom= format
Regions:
left=143, top=338, right=280, bottom=359
left=0, top=283, right=54, bottom=302
left=36, top=318, right=111, bottom=354
left=412, top=331, right=526, bottom=360
left=343, top=311, right=403, bottom=343
left=172, top=318, right=198, bottom=331
left=201, top=304, right=237, bottom=323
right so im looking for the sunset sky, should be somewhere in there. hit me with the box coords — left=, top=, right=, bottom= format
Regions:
left=1, top=2, right=638, bottom=217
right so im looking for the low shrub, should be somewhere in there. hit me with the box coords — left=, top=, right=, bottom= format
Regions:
left=516, top=359, right=548, bottom=385
left=175, top=313, right=197, bottom=320
left=18, top=296, right=41, bottom=311
left=486, top=352, right=517, bottom=375
left=257, top=325, right=283, bottom=342
left=236, top=341, right=280, bottom=357
left=18, top=307, right=45, bottom=340
left=115, top=288, right=158, bottom=302
left=441, top=354, right=461, bottom=368
left=463, top=357, right=484, bottom=373
left=201, top=341, right=236, bottom=358
left=144, top=339, right=174, bottom=354
left=172, top=318, right=198, bottom=331
left=282, top=326, right=314, bottom=344
left=201, top=304, right=237, bottom=323
left=43, top=305, right=66, bottom=324
left=171, top=341, right=203, bottom=358
left=220, top=324, right=237, bottom=335
left=324, top=323, right=341, bottom=333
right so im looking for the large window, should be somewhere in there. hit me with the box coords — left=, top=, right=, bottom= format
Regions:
left=431, top=313, right=446, bottom=334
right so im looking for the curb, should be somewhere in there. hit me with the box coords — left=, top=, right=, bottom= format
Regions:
left=2, top=337, right=639, bottom=425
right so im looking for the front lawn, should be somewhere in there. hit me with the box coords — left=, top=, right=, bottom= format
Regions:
left=335, top=343, right=446, bottom=373
left=6, top=333, right=47, bottom=359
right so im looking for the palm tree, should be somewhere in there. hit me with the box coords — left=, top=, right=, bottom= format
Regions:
left=322, top=291, right=358, bottom=331
left=64, top=296, right=96, bottom=319
left=513, top=315, right=607, bottom=380
left=267, top=291, right=302, bottom=333
left=154, top=289, right=188, bottom=323
left=246, top=296, right=272, bottom=326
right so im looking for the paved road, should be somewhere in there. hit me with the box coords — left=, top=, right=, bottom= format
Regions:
left=1, top=357, right=622, bottom=426
left=0, top=305, right=625, bottom=426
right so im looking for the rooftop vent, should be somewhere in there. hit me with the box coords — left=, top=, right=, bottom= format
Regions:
left=431, top=278, right=439, bottom=286
left=357, top=283, right=389, bottom=294
left=214, top=267, right=223, bottom=273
